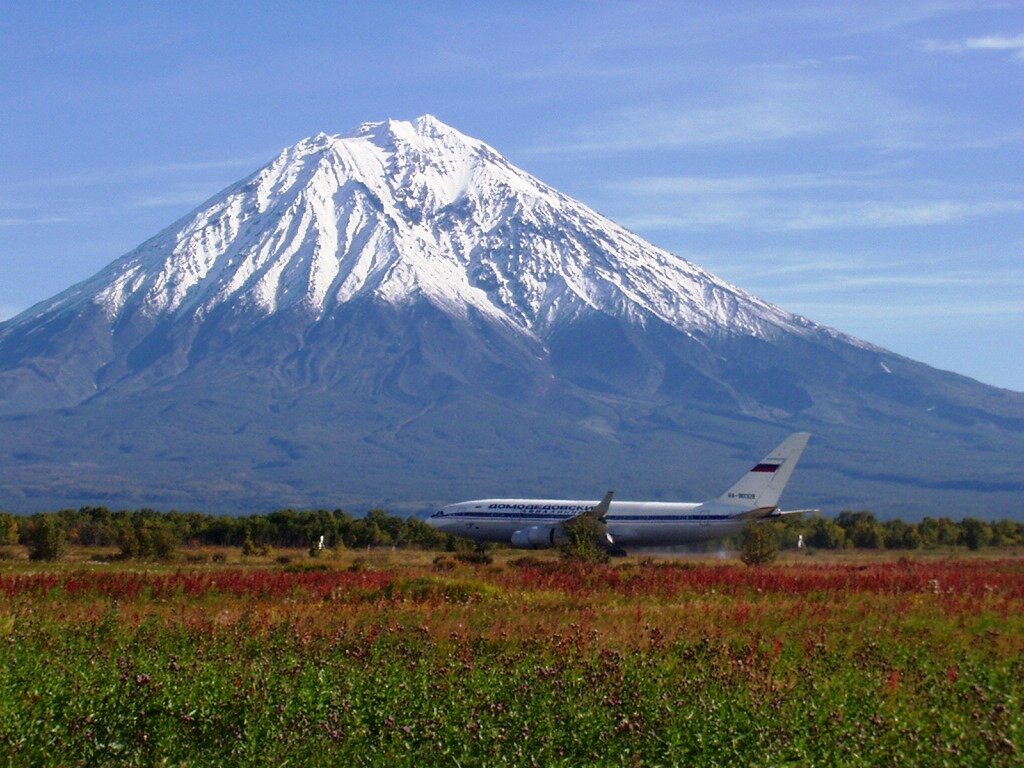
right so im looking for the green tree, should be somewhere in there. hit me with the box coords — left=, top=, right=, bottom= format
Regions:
left=919, top=517, right=962, bottom=547
left=991, top=519, right=1022, bottom=546
left=837, top=511, right=885, bottom=549
left=851, top=523, right=884, bottom=549
left=961, top=518, right=992, bottom=551
left=740, top=522, right=779, bottom=566
left=0, top=513, right=19, bottom=546
left=26, top=515, right=68, bottom=561
left=347, top=519, right=392, bottom=548
left=117, top=522, right=141, bottom=558
left=883, top=519, right=920, bottom=549
left=807, top=516, right=846, bottom=549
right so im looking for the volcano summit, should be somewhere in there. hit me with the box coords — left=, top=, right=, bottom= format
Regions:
left=0, top=116, right=1020, bottom=516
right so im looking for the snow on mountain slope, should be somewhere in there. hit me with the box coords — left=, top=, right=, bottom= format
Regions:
left=4, top=115, right=853, bottom=349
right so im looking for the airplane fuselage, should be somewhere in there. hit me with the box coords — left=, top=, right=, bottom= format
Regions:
left=431, top=498, right=749, bottom=547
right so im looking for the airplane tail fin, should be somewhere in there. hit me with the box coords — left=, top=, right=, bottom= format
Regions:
left=717, top=433, right=811, bottom=512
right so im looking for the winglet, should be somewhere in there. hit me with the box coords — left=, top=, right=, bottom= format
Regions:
left=589, top=490, right=615, bottom=522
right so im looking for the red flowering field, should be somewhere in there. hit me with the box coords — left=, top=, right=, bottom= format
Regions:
left=0, top=554, right=1021, bottom=765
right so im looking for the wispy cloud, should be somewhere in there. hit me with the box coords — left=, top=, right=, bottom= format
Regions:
left=611, top=171, right=884, bottom=196
left=919, top=32, right=1024, bottom=59
left=709, top=251, right=1020, bottom=285
left=784, top=299, right=1024, bottom=320
left=712, top=251, right=1024, bottom=324
left=0, top=215, right=77, bottom=227
left=778, top=199, right=1024, bottom=230
left=692, top=241, right=1023, bottom=332
left=620, top=192, right=1024, bottom=232
left=740, top=55, right=863, bottom=72
left=795, top=2, right=1001, bottom=35
left=533, top=68, right=919, bottom=154
left=504, top=64, right=646, bottom=82
left=611, top=167, right=1024, bottom=238
left=0, top=160, right=261, bottom=226
left=761, top=271, right=1024, bottom=293
left=0, top=156, right=267, bottom=194
left=744, top=273, right=1023, bottom=327
left=133, top=186, right=223, bottom=209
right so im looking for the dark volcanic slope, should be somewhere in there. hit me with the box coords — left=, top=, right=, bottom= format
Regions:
left=1, top=117, right=1021, bottom=517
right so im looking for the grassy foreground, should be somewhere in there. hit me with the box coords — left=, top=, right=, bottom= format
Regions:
left=0, top=550, right=1021, bottom=766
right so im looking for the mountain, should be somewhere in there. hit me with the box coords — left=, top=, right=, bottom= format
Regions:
left=1, top=116, right=1021, bottom=517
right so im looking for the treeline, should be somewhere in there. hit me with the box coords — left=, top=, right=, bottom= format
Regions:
left=0, top=507, right=462, bottom=561
left=773, top=511, right=1023, bottom=551
left=0, top=507, right=1022, bottom=562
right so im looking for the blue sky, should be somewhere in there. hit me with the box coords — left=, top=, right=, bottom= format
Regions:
left=1, top=1, right=1022, bottom=390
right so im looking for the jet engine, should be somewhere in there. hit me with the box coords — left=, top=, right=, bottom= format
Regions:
left=510, top=525, right=569, bottom=549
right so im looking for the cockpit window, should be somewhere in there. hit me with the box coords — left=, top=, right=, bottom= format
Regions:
left=430, top=510, right=445, bottom=517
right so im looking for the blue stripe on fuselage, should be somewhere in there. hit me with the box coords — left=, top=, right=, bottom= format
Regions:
left=439, top=512, right=734, bottom=522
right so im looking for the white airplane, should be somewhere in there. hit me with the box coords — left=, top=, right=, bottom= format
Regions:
left=427, top=433, right=814, bottom=550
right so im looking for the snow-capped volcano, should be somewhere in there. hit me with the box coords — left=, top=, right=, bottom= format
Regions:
left=19, top=115, right=823, bottom=345
left=0, top=117, right=1020, bottom=517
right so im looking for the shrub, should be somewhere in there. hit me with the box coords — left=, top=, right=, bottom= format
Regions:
left=454, top=550, right=493, bottom=565
left=145, top=523, right=178, bottom=559
left=508, top=556, right=547, bottom=569
left=283, top=561, right=330, bottom=573
left=558, top=515, right=610, bottom=564
left=740, top=522, right=779, bottom=566
left=241, top=535, right=272, bottom=558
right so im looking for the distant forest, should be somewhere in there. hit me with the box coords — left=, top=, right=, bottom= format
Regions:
left=1, top=507, right=1022, bottom=562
